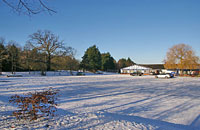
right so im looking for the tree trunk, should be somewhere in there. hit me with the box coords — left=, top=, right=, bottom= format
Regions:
left=0, top=60, right=2, bottom=75
left=47, top=54, right=51, bottom=71
left=11, top=55, right=14, bottom=74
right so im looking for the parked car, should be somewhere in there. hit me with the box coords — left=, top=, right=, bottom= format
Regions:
left=155, top=73, right=174, bottom=78
left=130, top=72, right=143, bottom=76
left=76, top=72, right=85, bottom=76
left=96, top=71, right=103, bottom=74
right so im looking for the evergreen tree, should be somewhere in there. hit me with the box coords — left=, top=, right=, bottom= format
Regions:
left=101, top=53, right=116, bottom=71
left=80, top=45, right=101, bottom=72
left=126, top=57, right=135, bottom=66
left=6, top=42, right=21, bottom=73
left=117, top=57, right=135, bottom=70
left=0, top=39, right=7, bottom=73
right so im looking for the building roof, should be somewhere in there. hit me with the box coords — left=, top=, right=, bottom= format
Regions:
left=138, top=64, right=165, bottom=69
left=121, top=65, right=151, bottom=70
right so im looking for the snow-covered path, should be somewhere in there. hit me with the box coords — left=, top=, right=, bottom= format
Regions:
left=0, top=74, right=200, bottom=129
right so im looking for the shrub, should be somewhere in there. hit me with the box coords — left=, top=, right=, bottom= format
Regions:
left=9, top=88, right=59, bottom=121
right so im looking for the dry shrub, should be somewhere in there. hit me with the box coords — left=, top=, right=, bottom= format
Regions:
left=9, top=88, right=59, bottom=121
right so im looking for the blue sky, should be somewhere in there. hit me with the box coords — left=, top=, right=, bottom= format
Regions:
left=0, top=0, right=200, bottom=64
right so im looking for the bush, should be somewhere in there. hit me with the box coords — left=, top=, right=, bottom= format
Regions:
left=9, top=88, right=59, bottom=121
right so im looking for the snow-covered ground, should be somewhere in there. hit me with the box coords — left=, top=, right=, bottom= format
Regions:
left=0, top=73, right=200, bottom=130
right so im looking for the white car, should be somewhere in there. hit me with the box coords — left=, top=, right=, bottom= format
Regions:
left=155, top=73, right=174, bottom=78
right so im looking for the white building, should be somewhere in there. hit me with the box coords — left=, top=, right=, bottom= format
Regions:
left=120, top=65, right=151, bottom=74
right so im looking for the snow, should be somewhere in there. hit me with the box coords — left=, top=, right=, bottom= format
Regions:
left=121, top=64, right=151, bottom=70
left=0, top=73, right=200, bottom=130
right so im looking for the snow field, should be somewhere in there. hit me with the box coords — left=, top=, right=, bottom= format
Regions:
left=0, top=74, right=200, bottom=130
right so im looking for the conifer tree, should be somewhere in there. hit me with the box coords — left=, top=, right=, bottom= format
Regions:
left=80, top=45, right=101, bottom=72
left=101, top=52, right=116, bottom=71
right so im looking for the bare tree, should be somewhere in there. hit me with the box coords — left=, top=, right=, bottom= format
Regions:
left=164, top=43, right=199, bottom=74
left=28, top=30, right=64, bottom=71
left=2, top=0, right=56, bottom=15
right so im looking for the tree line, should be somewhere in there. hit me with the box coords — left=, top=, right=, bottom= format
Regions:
left=0, top=30, right=79, bottom=74
left=80, top=45, right=135, bottom=73
left=1, top=33, right=199, bottom=75
left=80, top=44, right=200, bottom=74
left=0, top=30, right=135, bottom=74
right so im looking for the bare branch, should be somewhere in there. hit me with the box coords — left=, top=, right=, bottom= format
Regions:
left=39, top=0, right=57, bottom=14
left=2, top=0, right=56, bottom=15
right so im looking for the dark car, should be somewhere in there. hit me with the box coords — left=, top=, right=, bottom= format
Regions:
left=130, top=72, right=143, bottom=76
left=76, top=72, right=85, bottom=76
